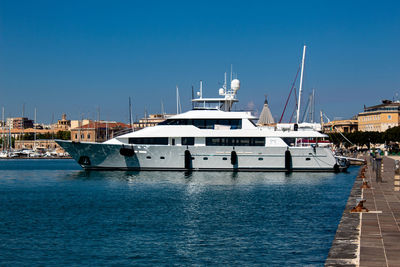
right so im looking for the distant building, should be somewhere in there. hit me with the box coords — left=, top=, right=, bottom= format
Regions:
left=358, top=100, right=400, bottom=132
left=54, top=114, right=71, bottom=130
left=15, top=139, right=65, bottom=153
left=133, top=114, right=173, bottom=129
left=6, top=117, right=34, bottom=129
left=322, top=119, right=358, bottom=133
left=70, top=119, right=91, bottom=129
left=71, top=121, right=131, bottom=143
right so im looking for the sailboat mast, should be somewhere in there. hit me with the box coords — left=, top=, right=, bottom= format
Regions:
left=1, top=107, right=3, bottom=151
left=129, top=97, right=133, bottom=130
left=1, top=107, right=4, bottom=152
left=296, top=45, right=307, bottom=124
left=311, top=89, right=315, bottom=123
left=34, top=108, right=37, bottom=149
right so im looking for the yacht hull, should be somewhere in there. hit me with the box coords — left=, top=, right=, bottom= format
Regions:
left=57, top=140, right=339, bottom=172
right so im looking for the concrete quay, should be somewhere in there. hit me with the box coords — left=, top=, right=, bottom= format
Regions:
left=326, top=156, right=400, bottom=266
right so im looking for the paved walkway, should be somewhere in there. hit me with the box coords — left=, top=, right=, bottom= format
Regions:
left=360, top=157, right=400, bottom=266
left=326, top=156, right=400, bottom=267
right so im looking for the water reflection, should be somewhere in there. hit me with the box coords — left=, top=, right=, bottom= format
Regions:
left=65, top=169, right=338, bottom=186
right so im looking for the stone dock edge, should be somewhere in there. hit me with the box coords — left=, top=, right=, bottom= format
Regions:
left=325, top=173, right=362, bottom=266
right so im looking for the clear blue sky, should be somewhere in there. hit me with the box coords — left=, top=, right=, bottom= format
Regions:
left=0, top=0, right=399, bottom=123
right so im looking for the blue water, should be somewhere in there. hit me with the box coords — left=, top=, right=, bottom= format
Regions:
left=0, top=159, right=357, bottom=266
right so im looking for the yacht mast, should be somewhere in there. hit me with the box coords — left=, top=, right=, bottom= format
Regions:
left=296, top=45, right=307, bottom=124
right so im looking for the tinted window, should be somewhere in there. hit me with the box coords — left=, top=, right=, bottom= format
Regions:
left=129, top=137, right=168, bottom=145
left=206, top=137, right=265, bottom=146
left=159, top=119, right=242, bottom=129
left=282, top=138, right=295, bottom=146
left=193, top=119, right=205, bottom=128
left=182, top=137, right=195, bottom=146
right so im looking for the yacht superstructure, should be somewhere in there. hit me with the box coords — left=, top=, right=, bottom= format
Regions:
left=57, top=75, right=343, bottom=172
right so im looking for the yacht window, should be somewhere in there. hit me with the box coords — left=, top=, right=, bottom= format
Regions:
left=193, top=119, right=206, bottom=128
left=172, top=139, right=175, bottom=145
left=182, top=137, right=195, bottom=146
left=282, top=138, right=295, bottom=147
left=203, top=157, right=208, bottom=160
left=258, top=158, right=263, bottom=161
left=146, top=156, right=151, bottom=159
left=222, top=157, right=227, bottom=160
left=159, top=119, right=242, bottom=129
left=129, top=137, right=168, bottom=145
left=230, top=120, right=241, bottom=129
left=205, top=137, right=265, bottom=146
left=205, top=119, right=217, bottom=129
left=160, top=156, right=165, bottom=159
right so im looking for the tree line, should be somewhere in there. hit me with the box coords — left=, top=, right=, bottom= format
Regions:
left=15, top=131, right=71, bottom=141
left=327, top=126, right=400, bottom=148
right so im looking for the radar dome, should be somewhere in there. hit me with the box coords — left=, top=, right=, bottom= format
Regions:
left=231, top=79, right=240, bottom=91
left=219, top=88, right=225, bottom=95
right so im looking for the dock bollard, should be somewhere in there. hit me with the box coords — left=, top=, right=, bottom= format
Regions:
left=372, top=157, right=375, bottom=171
left=375, top=157, right=382, bottom=182
left=351, top=199, right=369, bottom=213
left=361, top=179, right=371, bottom=189
left=394, top=160, right=400, bottom=191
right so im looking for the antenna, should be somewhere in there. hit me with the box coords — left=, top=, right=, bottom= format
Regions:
left=191, top=85, right=194, bottom=109
left=296, top=45, right=307, bottom=124
left=224, top=72, right=227, bottom=90
left=200, top=81, right=203, bottom=99
left=161, top=100, right=165, bottom=116
left=176, top=86, right=182, bottom=114
left=230, top=64, right=233, bottom=84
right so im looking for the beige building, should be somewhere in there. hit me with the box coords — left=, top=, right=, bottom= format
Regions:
left=71, top=121, right=131, bottom=143
left=133, top=114, right=172, bottom=129
left=70, top=119, right=91, bottom=129
left=54, top=114, right=71, bottom=130
left=358, top=100, right=400, bottom=132
left=14, top=139, right=65, bottom=153
left=322, top=119, right=358, bottom=133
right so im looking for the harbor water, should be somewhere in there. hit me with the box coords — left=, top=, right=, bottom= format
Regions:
left=0, top=159, right=358, bottom=266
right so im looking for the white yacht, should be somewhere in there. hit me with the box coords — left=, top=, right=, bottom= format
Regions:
left=57, top=78, right=344, bottom=172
